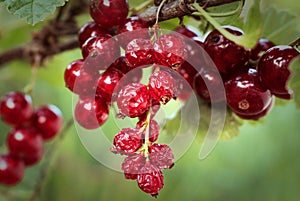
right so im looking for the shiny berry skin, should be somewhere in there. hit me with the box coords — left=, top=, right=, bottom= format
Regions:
left=78, top=21, right=110, bottom=47
left=258, top=45, right=299, bottom=99
left=149, top=144, right=174, bottom=170
left=204, top=26, right=250, bottom=74
left=121, top=153, right=146, bottom=180
left=96, top=67, right=125, bottom=103
left=0, top=154, right=25, bottom=186
left=225, top=68, right=272, bottom=116
left=113, top=128, right=143, bottom=154
left=117, top=16, right=150, bottom=48
left=0, top=92, right=33, bottom=126
left=178, top=61, right=197, bottom=86
left=137, top=162, right=164, bottom=197
left=149, top=70, right=177, bottom=104
left=64, top=59, right=83, bottom=92
left=117, top=83, right=150, bottom=118
left=74, top=97, right=109, bottom=130
left=73, top=68, right=98, bottom=98
left=250, top=38, right=275, bottom=62
left=194, top=70, right=225, bottom=103
left=153, top=34, right=187, bottom=68
left=33, top=105, right=63, bottom=141
left=7, top=127, right=44, bottom=166
left=89, top=0, right=129, bottom=29
left=174, top=25, right=198, bottom=38
left=125, top=39, right=153, bottom=68
left=112, top=57, right=143, bottom=83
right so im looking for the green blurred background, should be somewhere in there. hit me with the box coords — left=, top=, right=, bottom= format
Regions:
left=1, top=0, right=300, bottom=200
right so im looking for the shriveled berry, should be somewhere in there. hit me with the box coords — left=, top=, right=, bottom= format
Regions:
left=153, top=33, right=187, bottom=68
left=225, top=68, right=272, bottom=116
left=149, top=144, right=174, bottom=170
left=136, top=119, right=160, bottom=142
left=125, top=38, right=153, bottom=68
left=74, top=97, right=109, bottom=129
left=121, top=153, right=146, bottom=180
left=258, top=45, right=299, bottom=99
left=0, top=154, right=25, bottom=186
left=33, top=105, right=63, bottom=141
left=117, top=83, right=150, bottom=118
left=64, top=59, right=83, bottom=92
left=113, top=128, right=143, bottom=154
left=174, top=25, right=199, bottom=38
left=149, top=70, right=177, bottom=104
left=0, top=92, right=33, bottom=126
left=137, top=162, right=164, bottom=197
left=89, top=0, right=129, bottom=29
left=7, top=127, right=44, bottom=166
left=250, top=38, right=275, bottom=62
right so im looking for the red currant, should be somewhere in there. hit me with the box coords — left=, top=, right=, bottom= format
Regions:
left=0, top=154, right=25, bottom=186
left=64, top=59, right=83, bottom=93
left=250, top=38, right=275, bottom=62
left=149, top=144, right=174, bottom=170
left=73, top=68, right=98, bottom=98
left=113, top=128, right=143, bottom=154
left=137, top=119, right=160, bottom=142
left=121, top=153, right=146, bottom=180
left=174, top=25, right=198, bottom=38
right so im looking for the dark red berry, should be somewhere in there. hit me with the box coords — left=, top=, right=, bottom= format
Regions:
left=112, top=57, right=143, bottom=83
left=121, top=153, right=146, bottom=180
left=73, top=68, right=98, bottom=98
left=149, top=144, right=174, bottom=170
left=137, top=162, right=164, bottom=197
left=136, top=119, right=160, bottom=142
left=204, top=26, right=250, bottom=74
left=149, top=70, right=177, bottom=104
left=78, top=21, right=110, bottom=47
left=64, top=59, right=83, bottom=92
left=74, top=97, right=109, bottom=130
left=225, top=68, right=272, bottom=116
left=7, top=127, right=44, bottom=166
left=113, top=128, right=143, bottom=154
left=250, top=38, right=275, bottom=61
left=0, top=154, right=25, bottom=186
left=89, top=0, right=129, bottom=29
left=117, top=83, right=150, bottom=118
left=125, top=38, right=153, bottom=68
left=117, top=16, right=150, bottom=48
left=258, top=45, right=299, bottom=99
left=178, top=61, right=197, bottom=86
left=33, top=105, right=63, bottom=141
left=174, top=25, right=198, bottom=38
left=153, top=34, right=187, bottom=68
left=0, top=92, right=33, bottom=126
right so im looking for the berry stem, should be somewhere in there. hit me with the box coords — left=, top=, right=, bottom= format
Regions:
left=155, top=0, right=168, bottom=25
left=24, top=65, right=39, bottom=96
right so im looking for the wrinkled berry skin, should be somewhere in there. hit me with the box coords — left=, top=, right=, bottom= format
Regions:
left=0, top=92, right=33, bottom=126
left=225, top=68, right=272, bottom=116
left=0, top=154, right=25, bottom=186
left=117, top=83, right=150, bottom=118
left=136, top=119, right=160, bottom=142
left=258, top=45, right=299, bottom=99
left=89, top=0, right=129, bottom=29
left=149, top=144, right=174, bottom=170
left=250, top=38, right=275, bottom=62
left=64, top=59, right=83, bottom=93
left=204, top=26, right=250, bottom=74
left=121, top=153, right=146, bottom=180
left=137, top=162, right=164, bottom=197
left=149, top=70, right=177, bottom=104
left=153, top=34, right=187, bottom=68
left=125, top=39, right=153, bottom=68
left=113, top=128, right=143, bottom=154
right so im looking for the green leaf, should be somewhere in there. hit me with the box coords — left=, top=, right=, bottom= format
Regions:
left=288, top=57, right=300, bottom=109
left=1, top=0, right=67, bottom=25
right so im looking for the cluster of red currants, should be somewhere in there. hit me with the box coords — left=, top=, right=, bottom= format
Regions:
left=0, top=92, right=63, bottom=186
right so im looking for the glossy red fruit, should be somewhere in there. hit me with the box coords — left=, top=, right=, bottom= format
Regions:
left=125, top=38, right=153, bottom=68
left=250, top=38, right=275, bottom=62
left=174, top=25, right=199, bottom=38
left=117, top=83, right=150, bottom=118
left=89, top=0, right=129, bottom=29
left=149, top=144, right=174, bottom=170
left=64, top=59, right=83, bottom=92
left=204, top=26, right=250, bottom=74
left=113, top=128, right=143, bottom=154
left=7, top=127, right=44, bottom=166
left=0, top=154, right=25, bottom=186
left=74, top=97, right=109, bottom=129
left=225, top=68, right=272, bottom=116
left=153, top=34, right=187, bottom=68
left=33, top=105, right=63, bottom=141
left=117, top=16, right=150, bottom=48
left=112, top=57, right=143, bottom=83
left=78, top=21, right=110, bottom=47
left=258, top=45, right=299, bottom=99
left=121, top=153, right=146, bottom=180
left=149, top=70, right=177, bottom=104
left=178, top=61, right=197, bottom=86
left=73, top=68, right=98, bottom=98
left=194, top=70, right=225, bottom=103
left=0, top=92, right=33, bottom=126
left=137, top=162, right=164, bottom=197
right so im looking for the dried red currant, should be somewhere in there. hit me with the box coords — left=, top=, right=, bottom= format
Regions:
left=149, top=143, right=174, bottom=170
left=113, top=128, right=143, bottom=154
left=121, top=153, right=146, bottom=180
